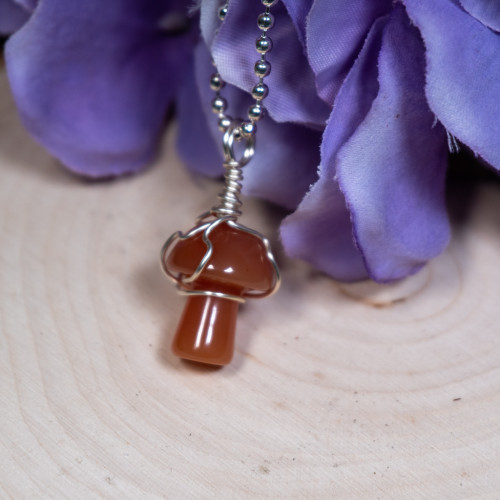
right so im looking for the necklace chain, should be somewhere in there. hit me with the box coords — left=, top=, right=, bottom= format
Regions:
left=160, top=1, right=281, bottom=366
left=210, top=0, right=278, bottom=139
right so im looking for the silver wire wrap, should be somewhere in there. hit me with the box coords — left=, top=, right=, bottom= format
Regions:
left=160, top=216, right=280, bottom=304
left=210, top=122, right=254, bottom=220
left=160, top=1, right=280, bottom=304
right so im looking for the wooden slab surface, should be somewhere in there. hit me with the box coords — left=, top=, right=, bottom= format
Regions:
left=1, top=70, right=500, bottom=499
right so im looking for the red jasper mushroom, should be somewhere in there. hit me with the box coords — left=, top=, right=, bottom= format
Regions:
left=163, top=220, right=277, bottom=366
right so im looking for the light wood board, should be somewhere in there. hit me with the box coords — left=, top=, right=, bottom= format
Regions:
left=1, top=70, right=500, bottom=499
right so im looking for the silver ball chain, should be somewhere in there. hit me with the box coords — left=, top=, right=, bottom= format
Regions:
left=160, top=1, right=281, bottom=362
left=210, top=0, right=278, bottom=139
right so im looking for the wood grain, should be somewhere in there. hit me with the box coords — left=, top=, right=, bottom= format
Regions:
left=1, top=70, right=500, bottom=499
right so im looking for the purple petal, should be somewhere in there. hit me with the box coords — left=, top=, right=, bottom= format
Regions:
left=280, top=0, right=313, bottom=47
left=337, top=5, right=450, bottom=282
left=404, top=0, right=500, bottom=170
left=210, top=0, right=330, bottom=126
left=281, top=16, right=389, bottom=281
left=242, top=118, right=322, bottom=209
left=280, top=178, right=368, bottom=281
left=306, top=0, right=391, bottom=105
left=5, top=0, right=197, bottom=177
left=200, top=0, right=220, bottom=48
left=176, top=49, right=223, bottom=177
left=181, top=41, right=321, bottom=209
left=459, top=0, right=500, bottom=32
left=0, top=0, right=30, bottom=35
left=13, top=0, right=36, bottom=12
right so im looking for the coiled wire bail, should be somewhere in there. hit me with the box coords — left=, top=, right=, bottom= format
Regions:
left=210, top=121, right=255, bottom=221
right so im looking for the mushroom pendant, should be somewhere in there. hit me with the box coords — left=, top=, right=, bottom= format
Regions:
left=160, top=125, right=280, bottom=366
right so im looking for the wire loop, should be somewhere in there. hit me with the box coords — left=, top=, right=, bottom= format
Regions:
left=222, top=122, right=255, bottom=167
left=160, top=217, right=281, bottom=304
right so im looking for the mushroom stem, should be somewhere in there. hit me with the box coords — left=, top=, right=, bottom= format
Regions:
left=171, top=295, right=239, bottom=366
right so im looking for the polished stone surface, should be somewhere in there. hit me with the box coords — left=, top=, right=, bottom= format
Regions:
left=166, top=221, right=275, bottom=365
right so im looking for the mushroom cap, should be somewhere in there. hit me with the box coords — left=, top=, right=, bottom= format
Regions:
left=165, top=221, right=275, bottom=294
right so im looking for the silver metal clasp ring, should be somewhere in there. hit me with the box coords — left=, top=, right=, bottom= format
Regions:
left=222, top=122, right=255, bottom=167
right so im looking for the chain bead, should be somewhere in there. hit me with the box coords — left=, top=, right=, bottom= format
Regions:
left=262, top=0, right=278, bottom=6
left=254, top=59, right=271, bottom=77
left=232, top=127, right=243, bottom=141
left=251, top=83, right=268, bottom=100
left=256, top=35, right=272, bottom=54
left=210, top=73, right=225, bottom=92
left=248, top=104, right=265, bottom=121
left=241, top=121, right=257, bottom=136
left=218, top=4, right=228, bottom=21
left=257, top=12, right=274, bottom=31
left=218, top=116, right=232, bottom=131
left=212, top=96, right=227, bottom=114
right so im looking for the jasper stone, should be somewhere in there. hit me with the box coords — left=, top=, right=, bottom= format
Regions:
left=165, top=221, right=275, bottom=366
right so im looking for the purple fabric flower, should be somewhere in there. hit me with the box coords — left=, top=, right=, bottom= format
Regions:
left=5, top=0, right=198, bottom=176
left=0, top=0, right=33, bottom=35
left=4, top=0, right=500, bottom=282
left=176, top=40, right=322, bottom=209
left=183, top=0, right=500, bottom=282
